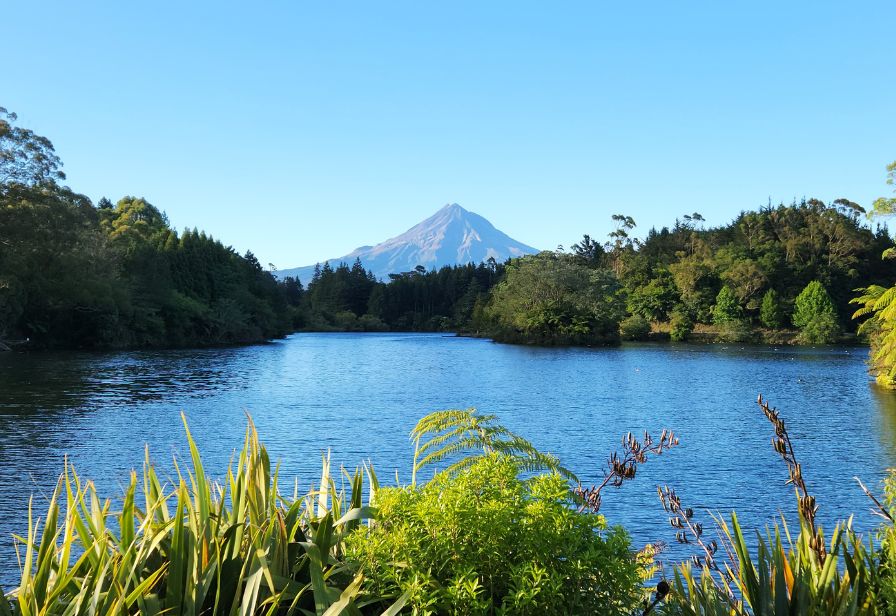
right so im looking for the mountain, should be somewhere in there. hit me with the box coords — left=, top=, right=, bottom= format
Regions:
left=277, top=203, right=539, bottom=284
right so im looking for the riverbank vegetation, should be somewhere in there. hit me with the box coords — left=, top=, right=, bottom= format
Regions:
left=297, top=192, right=892, bottom=347
left=851, top=161, right=896, bottom=389
left=3, top=106, right=894, bottom=353
left=0, top=107, right=296, bottom=349
left=4, top=397, right=896, bottom=615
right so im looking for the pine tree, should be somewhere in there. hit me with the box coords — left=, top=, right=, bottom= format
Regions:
left=759, top=289, right=784, bottom=329
left=712, top=285, right=742, bottom=324
left=793, top=281, right=840, bottom=343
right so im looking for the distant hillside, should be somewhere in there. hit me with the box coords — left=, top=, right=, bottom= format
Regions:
left=278, top=203, right=539, bottom=283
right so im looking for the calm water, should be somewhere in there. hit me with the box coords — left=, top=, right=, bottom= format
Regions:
left=2, top=333, right=896, bottom=583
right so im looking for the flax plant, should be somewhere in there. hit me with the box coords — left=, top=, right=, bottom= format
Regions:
left=1, top=415, right=405, bottom=616
left=660, top=396, right=878, bottom=616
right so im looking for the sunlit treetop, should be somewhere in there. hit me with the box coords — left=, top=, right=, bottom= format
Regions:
left=869, top=161, right=896, bottom=219
left=0, top=106, right=65, bottom=190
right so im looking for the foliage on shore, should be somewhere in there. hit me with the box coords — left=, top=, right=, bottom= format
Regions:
left=852, top=161, right=896, bottom=389
left=3, top=105, right=893, bottom=355
left=6, top=397, right=896, bottom=614
left=0, top=107, right=297, bottom=349
left=297, top=185, right=892, bottom=348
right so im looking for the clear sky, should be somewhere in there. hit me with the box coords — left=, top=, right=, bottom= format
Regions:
left=5, top=1, right=895, bottom=269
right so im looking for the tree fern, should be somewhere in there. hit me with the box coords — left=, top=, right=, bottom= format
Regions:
left=852, top=284, right=896, bottom=388
left=410, top=408, right=578, bottom=484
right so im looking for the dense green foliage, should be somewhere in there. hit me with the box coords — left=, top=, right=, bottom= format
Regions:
left=0, top=417, right=404, bottom=615
left=711, top=286, right=742, bottom=325
left=485, top=252, right=622, bottom=345
left=9, top=399, right=896, bottom=614
left=0, top=107, right=294, bottom=349
left=853, top=160, right=896, bottom=389
left=299, top=198, right=892, bottom=346
left=4, top=104, right=892, bottom=351
left=669, top=306, right=694, bottom=342
left=346, top=455, right=642, bottom=615
left=792, top=280, right=840, bottom=343
left=759, top=289, right=784, bottom=329
left=853, top=284, right=896, bottom=388
left=2, top=412, right=648, bottom=615
left=299, top=259, right=502, bottom=333
left=620, top=314, right=651, bottom=340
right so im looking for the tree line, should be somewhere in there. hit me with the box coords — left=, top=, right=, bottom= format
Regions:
left=0, top=107, right=294, bottom=348
left=296, top=190, right=894, bottom=347
left=4, top=104, right=894, bottom=354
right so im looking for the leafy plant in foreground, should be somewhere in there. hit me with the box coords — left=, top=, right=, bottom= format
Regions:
left=659, top=395, right=878, bottom=615
left=346, top=454, right=646, bottom=616
left=852, top=283, right=896, bottom=389
left=1, top=416, right=405, bottom=615
left=409, top=408, right=576, bottom=484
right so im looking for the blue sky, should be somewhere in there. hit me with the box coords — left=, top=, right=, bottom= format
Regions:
left=5, top=1, right=895, bottom=268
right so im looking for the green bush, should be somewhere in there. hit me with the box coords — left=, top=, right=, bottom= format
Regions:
left=346, top=454, right=645, bottom=615
left=715, top=320, right=753, bottom=343
left=711, top=286, right=743, bottom=325
left=670, top=306, right=695, bottom=342
left=620, top=314, right=651, bottom=340
left=798, top=313, right=840, bottom=344
left=759, top=288, right=785, bottom=329
left=793, top=281, right=840, bottom=343
left=627, top=271, right=679, bottom=322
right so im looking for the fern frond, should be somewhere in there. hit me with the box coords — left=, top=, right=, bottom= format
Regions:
left=415, top=425, right=479, bottom=456
left=414, top=436, right=488, bottom=471
left=410, top=409, right=476, bottom=439
left=442, top=456, right=481, bottom=477
left=410, top=408, right=574, bottom=483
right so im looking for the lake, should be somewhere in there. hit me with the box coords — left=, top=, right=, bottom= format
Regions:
left=1, top=333, right=895, bottom=584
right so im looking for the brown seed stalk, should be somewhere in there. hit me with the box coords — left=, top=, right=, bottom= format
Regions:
left=575, top=429, right=679, bottom=513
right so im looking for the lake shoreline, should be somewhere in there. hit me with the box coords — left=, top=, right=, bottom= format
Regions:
left=2, top=326, right=867, bottom=354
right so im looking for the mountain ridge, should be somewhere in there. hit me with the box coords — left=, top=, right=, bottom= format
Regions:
left=277, top=203, right=538, bottom=283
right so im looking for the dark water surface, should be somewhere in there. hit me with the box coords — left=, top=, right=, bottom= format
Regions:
left=1, top=333, right=895, bottom=583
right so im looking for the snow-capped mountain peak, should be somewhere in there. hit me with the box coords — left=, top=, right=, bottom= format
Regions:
left=277, top=203, right=538, bottom=283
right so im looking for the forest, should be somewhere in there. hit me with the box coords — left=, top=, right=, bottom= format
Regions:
left=297, top=197, right=895, bottom=346
left=3, top=104, right=896, bottom=357
left=0, top=107, right=294, bottom=349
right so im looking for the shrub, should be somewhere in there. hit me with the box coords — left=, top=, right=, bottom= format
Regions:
left=759, top=288, right=785, bottom=329
left=798, top=312, right=840, bottom=344
left=357, top=313, right=388, bottom=331
left=793, top=281, right=840, bottom=343
left=711, top=285, right=742, bottom=325
left=346, top=455, right=645, bottom=615
left=670, top=306, right=694, bottom=342
left=620, top=314, right=651, bottom=340
left=715, top=320, right=753, bottom=343
left=627, top=271, right=679, bottom=321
